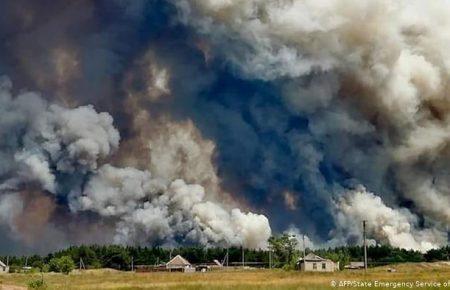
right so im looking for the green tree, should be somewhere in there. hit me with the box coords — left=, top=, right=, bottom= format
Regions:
left=72, top=245, right=101, bottom=269
left=425, top=246, right=449, bottom=262
left=268, top=234, right=299, bottom=268
left=48, top=256, right=75, bottom=274
left=102, top=246, right=131, bottom=270
left=48, top=258, right=59, bottom=272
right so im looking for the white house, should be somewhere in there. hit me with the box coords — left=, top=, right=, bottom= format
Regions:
left=298, top=253, right=339, bottom=272
left=0, top=260, right=9, bottom=274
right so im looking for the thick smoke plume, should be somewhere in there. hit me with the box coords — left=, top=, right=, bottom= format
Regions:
left=1, top=0, right=450, bottom=253
left=70, top=164, right=270, bottom=248
left=0, top=76, right=270, bottom=251
left=334, top=186, right=446, bottom=252
left=175, top=0, right=450, bottom=251
left=0, top=76, right=120, bottom=192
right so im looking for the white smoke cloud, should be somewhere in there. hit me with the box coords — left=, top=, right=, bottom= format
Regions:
left=71, top=164, right=271, bottom=248
left=15, top=152, right=56, bottom=193
left=0, top=76, right=120, bottom=193
left=0, top=76, right=272, bottom=249
left=70, top=165, right=166, bottom=216
left=285, top=226, right=316, bottom=251
left=334, top=186, right=446, bottom=252
left=0, top=76, right=122, bottom=249
left=0, top=75, right=272, bottom=250
left=193, top=203, right=272, bottom=248
left=0, top=193, right=23, bottom=229
left=146, top=119, right=222, bottom=196
left=45, top=104, right=120, bottom=173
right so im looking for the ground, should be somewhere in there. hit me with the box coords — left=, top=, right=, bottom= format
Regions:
left=0, top=262, right=449, bottom=290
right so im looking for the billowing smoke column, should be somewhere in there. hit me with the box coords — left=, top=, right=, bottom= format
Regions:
left=71, top=165, right=270, bottom=248
left=0, top=76, right=120, bottom=193
left=0, top=75, right=121, bottom=250
left=175, top=0, right=450, bottom=251
left=1, top=0, right=450, bottom=253
left=0, top=76, right=271, bottom=251
left=333, top=186, right=446, bottom=252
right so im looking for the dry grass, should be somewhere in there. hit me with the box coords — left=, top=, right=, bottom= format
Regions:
left=1, top=263, right=450, bottom=290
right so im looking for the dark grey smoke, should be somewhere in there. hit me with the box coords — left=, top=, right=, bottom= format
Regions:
left=0, top=0, right=449, bottom=254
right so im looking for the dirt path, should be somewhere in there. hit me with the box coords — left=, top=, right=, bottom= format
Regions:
left=0, top=285, right=27, bottom=290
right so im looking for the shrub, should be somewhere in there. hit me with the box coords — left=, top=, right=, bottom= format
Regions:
left=27, top=278, right=47, bottom=289
left=41, top=264, right=50, bottom=273
left=8, top=265, right=19, bottom=273
left=48, top=256, right=75, bottom=274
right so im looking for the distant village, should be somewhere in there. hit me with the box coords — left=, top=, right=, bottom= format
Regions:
left=0, top=252, right=353, bottom=274
left=1, top=239, right=448, bottom=275
left=0, top=228, right=449, bottom=275
left=133, top=252, right=349, bottom=273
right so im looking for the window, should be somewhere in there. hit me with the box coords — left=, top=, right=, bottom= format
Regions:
left=322, top=263, right=326, bottom=270
left=313, top=263, right=317, bottom=270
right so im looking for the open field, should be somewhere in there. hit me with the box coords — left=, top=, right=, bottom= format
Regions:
left=1, top=263, right=450, bottom=290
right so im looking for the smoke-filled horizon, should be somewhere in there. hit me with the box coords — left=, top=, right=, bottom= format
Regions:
left=0, top=0, right=449, bottom=254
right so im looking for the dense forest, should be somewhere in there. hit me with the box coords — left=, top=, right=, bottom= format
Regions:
left=1, top=235, right=449, bottom=273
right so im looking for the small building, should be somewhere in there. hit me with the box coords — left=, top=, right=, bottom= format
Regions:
left=344, top=261, right=365, bottom=270
left=166, top=255, right=194, bottom=272
left=196, top=259, right=223, bottom=272
left=0, top=260, right=9, bottom=274
left=298, top=253, right=339, bottom=272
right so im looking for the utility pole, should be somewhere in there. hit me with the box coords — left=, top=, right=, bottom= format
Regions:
left=221, top=249, right=229, bottom=267
left=269, top=248, right=272, bottom=269
left=131, top=256, right=134, bottom=272
left=302, top=234, right=306, bottom=260
left=363, top=220, right=368, bottom=271
left=79, top=257, right=85, bottom=270
left=447, top=225, right=449, bottom=261
left=169, top=249, right=173, bottom=273
left=242, top=247, right=244, bottom=268
left=226, top=248, right=229, bottom=267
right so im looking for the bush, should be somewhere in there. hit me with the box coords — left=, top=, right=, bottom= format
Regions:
left=25, top=268, right=39, bottom=274
left=41, top=264, right=50, bottom=273
left=89, top=260, right=102, bottom=269
left=31, top=260, right=45, bottom=271
left=8, top=265, right=19, bottom=273
left=27, top=278, right=47, bottom=289
left=48, top=256, right=75, bottom=274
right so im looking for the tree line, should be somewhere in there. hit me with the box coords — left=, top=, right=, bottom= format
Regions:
left=1, top=234, right=448, bottom=273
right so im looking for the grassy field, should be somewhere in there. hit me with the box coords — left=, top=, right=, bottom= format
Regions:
left=1, top=262, right=450, bottom=290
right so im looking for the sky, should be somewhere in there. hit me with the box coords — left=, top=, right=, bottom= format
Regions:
left=0, top=0, right=449, bottom=254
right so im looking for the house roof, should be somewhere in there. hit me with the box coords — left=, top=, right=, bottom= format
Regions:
left=0, top=260, right=6, bottom=268
left=298, top=253, right=329, bottom=262
left=166, top=255, right=191, bottom=267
